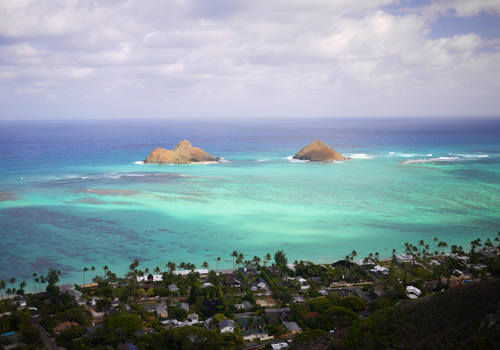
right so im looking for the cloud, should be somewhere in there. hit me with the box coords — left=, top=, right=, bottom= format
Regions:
left=0, top=0, right=499, bottom=118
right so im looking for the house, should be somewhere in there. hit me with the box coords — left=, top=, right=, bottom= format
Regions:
left=176, top=303, right=189, bottom=313
left=396, top=254, right=414, bottom=265
left=283, top=321, right=302, bottom=334
left=161, top=319, right=178, bottom=328
left=293, top=296, right=305, bottom=303
left=187, top=313, right=199, bottom=323
left=81, top=282, right=99, bottom=290
left=239, top=266, right=259, bottom=277
left=296, top=276, right=307, bottom=284
left=136, top=274, right=163, bottom=282
left=218, top=319, right=235, bottom=333
left=203, top=299, right=223, bottom=315
left=369, top=265, right=389, bottom=275
left=235, top=316, right=266, bottom=330
left=310, top=277, right=323, bottom=284
left=12, top=299, right=27, bottom=308
left=476, top=248, right=499, bottom=259
left=53, top=321, right=79, bottom=335
left=133, top=327, right=156, bottom=337
left=224, top=275, right=242, bottom=288
left=241, top=329, right=274, bottom=341
left=60, top=284, right=83, bottom=300
left=168, top=284, right=179, bottom=292
left=406, top=286, right=421, bottom=299
left=271, top=343, right=289, bottom=349
left=235, top=301, right=253, bottom=311
left=156, top=306, right=169, bottom=319
left=142, top=303, right=161, bottom=312
left=264, top=308, right=291, bottom=322
left=201, top=282, right=215, bottom=288
left=318, top=290, right=328, bottom=296
left=300, top=284, right=311, bottom=290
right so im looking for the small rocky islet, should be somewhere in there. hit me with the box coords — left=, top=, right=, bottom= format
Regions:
left=143, top=140, right=220, bottom=164
left=144, top=139, right=346, bottom=164
left=293, top=140, right=347, bottom=162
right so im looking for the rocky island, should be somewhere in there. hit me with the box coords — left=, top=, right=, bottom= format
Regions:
left=143, top=140, right=220, bottom=164
left=293, top=140, right=347, bottom=162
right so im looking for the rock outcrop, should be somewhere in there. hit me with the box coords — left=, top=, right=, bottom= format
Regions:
left=293, top=140, right=347, bottom=162
left=143, top=140, right=220, bottom=164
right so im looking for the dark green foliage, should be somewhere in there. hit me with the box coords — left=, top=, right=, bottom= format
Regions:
left=167, top=306, right=188, bottom=321
left=101, top=311, right=142, bottom=344
left=166, top=326, right=223, bottom=349
left=293, top=329, right=328, bottom=345
left=308, top=297, right=334, bottom=313
left=340, top=296, right=367, bottom=311
left=343, top=279, right=500, bottom=349
left=316, top=306, right=359, bottom=331
left=57, top=325, right=86, bottom=348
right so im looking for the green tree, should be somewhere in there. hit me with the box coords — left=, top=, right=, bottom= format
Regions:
left=102, top=311, right=142, bottom=344
left=0, top=279, right=6, bottom=298
left=216, top=257, right=221, bottom=271
left=274, top=250, right=288, bottom=279
left=82, top=267, right=88, bottom=285
left=232, top=251, right=238, bottom=269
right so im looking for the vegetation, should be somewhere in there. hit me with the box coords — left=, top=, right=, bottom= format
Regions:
left=1, top=232, right=499, bottom=349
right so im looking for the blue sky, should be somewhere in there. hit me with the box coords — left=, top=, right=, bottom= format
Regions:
left=0, top=0, right=499, bottom=120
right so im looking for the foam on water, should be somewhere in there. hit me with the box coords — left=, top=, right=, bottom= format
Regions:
left=286, top=155, right=309, bottom=163
left=347, top=153, right=375, bottom=159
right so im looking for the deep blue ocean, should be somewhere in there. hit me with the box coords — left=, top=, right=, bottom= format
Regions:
left=1, top=118, right=499, bottom=290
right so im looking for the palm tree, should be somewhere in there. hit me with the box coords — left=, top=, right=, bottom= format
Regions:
left=18, top=281, right=26, bottom=295
left=103, top=265, right=109, bottom=277
left=351, top=250, right=357, bottom=262
left=252, top=256, right=261, bottom=267
left=232, top=251, right=238, bottom=269
left=433, top=237, right=438, bottom=256
left=91, top=266, right=96, bottom=280
left=154, top=266, right=161, bottom=274
left=34, top=277, right=40, bottom=293
left=216, top=257, right=221, bottom=271
left=0, top=280, right=6, bottom=299
left=441, top=241, right=448, bottom=254
left=266, top=253, right=272, bottom=266
left=391, top=249, right=397, bottom=260
left=374, top=252, right=380, bottom=264
left=418, top=240, right=424, bottom=256
left=40, top=275, right=46, bottom=291
left=32, top=273, right=38, bottom=293
left=236, top=254, right=244, bottom=269
left=166, top=261, right=176, bottom=272
left=202, top=261, right=209, bottom=269
left=83, top=267, right=88, bottom=285
left=9, top=277, right=16, bottom=290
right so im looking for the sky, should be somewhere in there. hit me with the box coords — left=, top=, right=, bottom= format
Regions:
left=0, top=0, right=499, bottom=120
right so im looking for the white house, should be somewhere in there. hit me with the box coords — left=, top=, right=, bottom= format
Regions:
left=219, top=319, right=235, bottom=333
left=406, top=286, right=421, bottom=299
left=369, top=265, right=389, bottom=275
left=396, top=254, right=414, bottom=265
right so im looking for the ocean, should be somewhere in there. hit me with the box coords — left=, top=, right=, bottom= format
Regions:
left=1, top=117, right=499, bottom=289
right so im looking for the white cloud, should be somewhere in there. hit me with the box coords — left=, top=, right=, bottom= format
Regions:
left=0, top=0, right=499, bottom=118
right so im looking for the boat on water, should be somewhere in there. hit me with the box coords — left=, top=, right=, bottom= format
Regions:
left=224, top=259, right=231, bottom=261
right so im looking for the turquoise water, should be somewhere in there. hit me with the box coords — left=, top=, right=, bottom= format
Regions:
left=1, top=118, right=499, bottom=289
